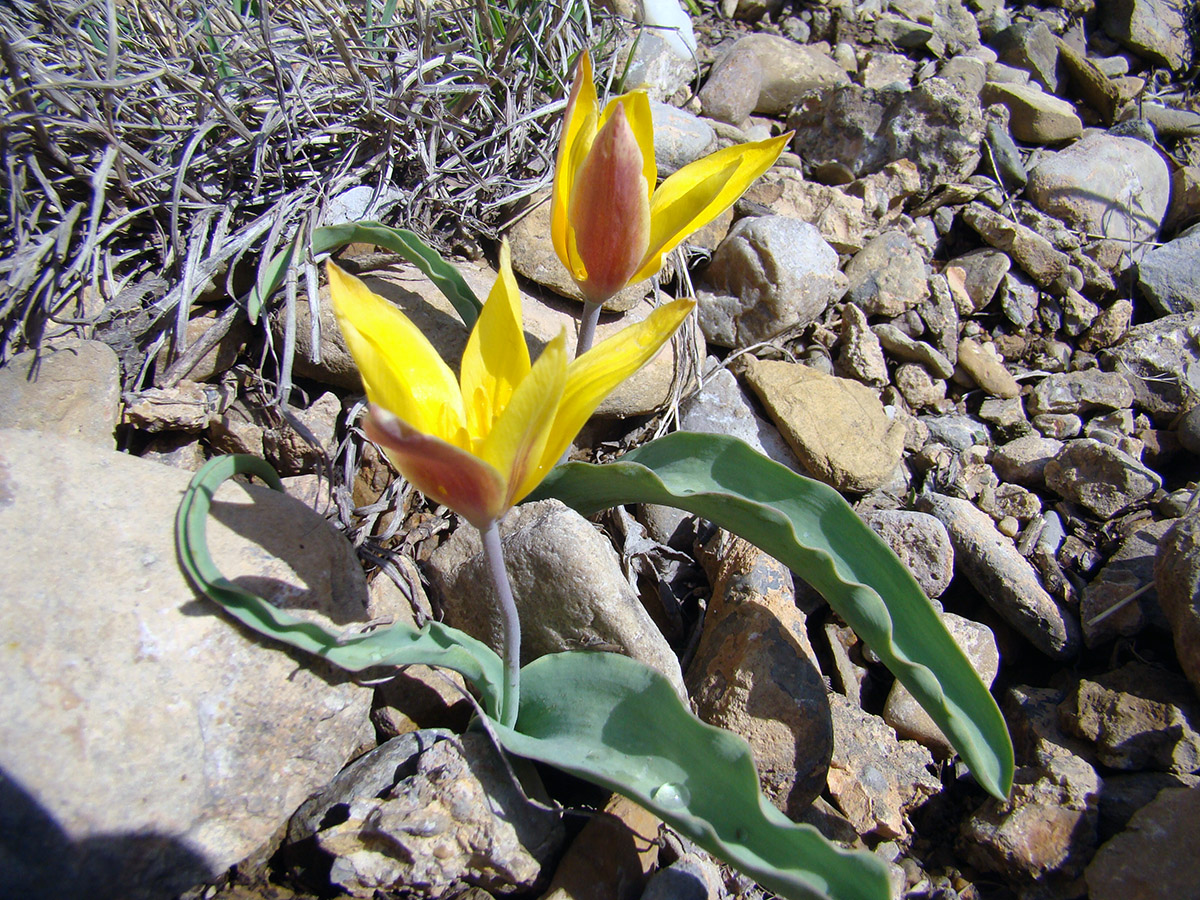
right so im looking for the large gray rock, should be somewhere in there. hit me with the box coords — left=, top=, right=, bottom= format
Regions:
left=0, top=340, right=120, bottom=448
left=1137, top=225, right=1200, bottom=315
left=1026, top=132, right=1170, bottom=264
left=1101, top=312, right=1200, bottom=419
left=1028, top=370, right=1135, bottom=417
left=788, top=77, right=985, bottom=187
left=0, top=429, right=372, bottom=900
left=698, top=216, right=845, bottom=349
left=426, top=499, right=687, bottom=699
left=716, top=34, right=851, bottom=117
left=649, top=100, right=717, bottom=175
left=860, top=509, right=955, bottom=599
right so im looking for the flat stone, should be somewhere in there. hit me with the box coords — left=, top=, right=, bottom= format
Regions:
left=873, top=323, right=954, bottom=378
left=962, top=202, right=1072, bottom=289
left=1056, top=38, right=1122, bottom=124
left=698, top=216, right=846, bottom=349
left=917, top=492, right=1081, bottom=659
left=993, top=21, right=1062, bottom=91
left=0, top=340, right=120, bottom=448
left=426, top=499, right=687, bottom=700
left=1044, top=438, right=1161, bottom=518
left=1028, top=370, right=1134, bottom=416
left=0, top=429, right=372, bottom=899
left=744, top=358, right=906, bottom=493
left=123, top=381, right=214, bottom=433
left=980, top=82, right=1083, bottom=143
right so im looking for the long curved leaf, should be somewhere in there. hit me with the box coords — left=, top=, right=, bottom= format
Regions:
left=247, top=222, right=483, bottom=327
left=176, top=454, right=504, bottom=717
left=531, top=432, right=1014, bottom=800
left=495, top=652, right=891, bottom=900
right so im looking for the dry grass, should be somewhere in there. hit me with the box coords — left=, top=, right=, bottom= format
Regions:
left=0, top=0, right=616, bottom=384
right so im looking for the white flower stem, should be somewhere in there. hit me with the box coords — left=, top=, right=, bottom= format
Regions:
left=576, top=300, right=602, bottom=357
left=480, top=520, right=520, bottom=728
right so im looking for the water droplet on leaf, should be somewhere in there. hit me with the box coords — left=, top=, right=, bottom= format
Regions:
left=651, top=782, right=690, bottom=809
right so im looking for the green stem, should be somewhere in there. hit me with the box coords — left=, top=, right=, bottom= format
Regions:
left=481, top=520, right=520, bottom=728
left=576, top=300, right=602, bottom=358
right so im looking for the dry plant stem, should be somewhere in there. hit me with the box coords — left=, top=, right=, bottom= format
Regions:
left=481, top=519, right=521, bottom=729
left=576, top=300, right=602, bottom=357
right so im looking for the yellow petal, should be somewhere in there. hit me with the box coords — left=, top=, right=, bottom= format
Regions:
left=629, top=132, right=791, bottom=284
left=538, top=298, right=695, bottom=469
left=601, top=90, right=656, bottom=203
left=364, top=405, right=507, bottom=529
left=326, top=262, right=465, bottom=438
left=460, top=242, right=531, bottom=442
left=552, top=50, right=598, bottom=276
left=568, top=104, right=652, bottom=303
left=480, top=331, right=568, bottom=508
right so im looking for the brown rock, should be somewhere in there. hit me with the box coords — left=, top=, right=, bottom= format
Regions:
left=540, top=794, right=660, bottom=900
left=827, top=693, right=941, bottom=839
left=1086, top=786, right=1200, bottom=900
left=689, top=532, right=832, bottom=816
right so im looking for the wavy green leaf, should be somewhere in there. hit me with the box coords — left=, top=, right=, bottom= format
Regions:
left=531, top=432, right=1014, bottom=800
left=175, top=454, right=504, bottom=717
left=495, top=651, right=891, bottom=900
left=247, top=222, right=483, bottom=327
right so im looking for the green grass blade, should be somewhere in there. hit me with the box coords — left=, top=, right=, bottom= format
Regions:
left=493, top=652, right=890, bottom=900
left=176, top=455, right=504, bottom=716
left=246, top=223, right=482, bottom=327
left=530, top=433, right=1014, bottom=800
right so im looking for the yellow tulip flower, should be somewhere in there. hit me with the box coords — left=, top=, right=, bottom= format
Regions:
left=327, top=243, right=694, bottom=530
left=552, top=50, right=792, bottom=306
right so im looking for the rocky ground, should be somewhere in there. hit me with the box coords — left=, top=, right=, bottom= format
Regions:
left=4, top=0, right=1200, bottom=898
